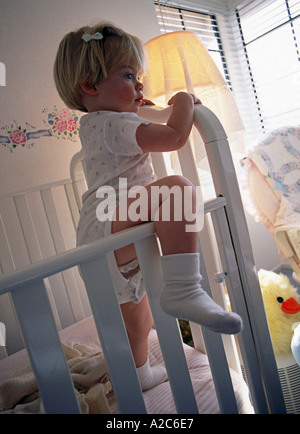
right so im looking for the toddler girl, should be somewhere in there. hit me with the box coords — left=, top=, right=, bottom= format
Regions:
left=54, top=22, right=242, bottom=391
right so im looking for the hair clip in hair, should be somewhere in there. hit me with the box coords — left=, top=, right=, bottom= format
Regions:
left=82, top=32, right=103, bottom=43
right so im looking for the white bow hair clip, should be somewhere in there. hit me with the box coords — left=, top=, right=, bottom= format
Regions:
left=82, top=32, right=103, bottom=43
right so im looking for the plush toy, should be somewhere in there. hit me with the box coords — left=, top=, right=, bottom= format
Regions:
left=291, top=322, right=300, bottom=365
left=258, top=269, right=300, bottom=356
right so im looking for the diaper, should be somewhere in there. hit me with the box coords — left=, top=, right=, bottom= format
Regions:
left=104, top=217, right=146, bottom=304
left=118, top=258, right=146, bottom=304
left=77, top=207, right=146, bottom=304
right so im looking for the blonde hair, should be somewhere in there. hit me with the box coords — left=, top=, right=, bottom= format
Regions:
left=54, top=22, right=146, bottom=112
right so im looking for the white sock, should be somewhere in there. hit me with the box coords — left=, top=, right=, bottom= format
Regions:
left=160, top=253, right=243, bottom=335
left=137, top=358, right=168, bottom=391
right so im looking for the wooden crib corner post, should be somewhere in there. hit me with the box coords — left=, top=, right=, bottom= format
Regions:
left=193, top=105, right=286, bottom=414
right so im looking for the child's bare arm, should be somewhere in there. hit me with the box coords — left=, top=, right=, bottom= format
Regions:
left=136, top=92, right=200, bottom=152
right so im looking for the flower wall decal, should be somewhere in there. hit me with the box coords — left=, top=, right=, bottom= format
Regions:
left=43, top=106, right=79, bottom=141
left=0, top=106, right=80, bottom=152
left=0, top=120, right=39, bottom=151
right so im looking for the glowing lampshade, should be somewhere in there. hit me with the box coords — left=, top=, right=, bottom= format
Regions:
left=143, top=31, right=224, bottom=103
left=143, top=31, right=244, bottom=168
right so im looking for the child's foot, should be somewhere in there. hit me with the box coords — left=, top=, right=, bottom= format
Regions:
left=160, top=253, right=243, bottom=335
left=137, top=359, right=168, bottom=391
left=160, top=285, right=242, bottom=334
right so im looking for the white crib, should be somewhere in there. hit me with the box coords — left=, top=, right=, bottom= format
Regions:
left=0, top=105, right=286, bottom=414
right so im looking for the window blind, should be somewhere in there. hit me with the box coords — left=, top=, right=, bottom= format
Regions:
left=236, top=0, right=300, bottom=135
left=154, top=2, right=231, bottom=86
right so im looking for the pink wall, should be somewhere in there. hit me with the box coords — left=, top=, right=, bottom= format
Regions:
left=0, top=0, right=159, bottom=195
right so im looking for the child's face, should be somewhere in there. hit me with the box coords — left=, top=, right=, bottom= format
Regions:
left=93, top=65, right=144, bottom=113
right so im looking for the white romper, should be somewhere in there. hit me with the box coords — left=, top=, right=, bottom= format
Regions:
left=77, top=110, right=157, bottom=304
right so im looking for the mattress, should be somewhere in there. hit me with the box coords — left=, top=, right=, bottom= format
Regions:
left=0, top=316, right=253, bottom=414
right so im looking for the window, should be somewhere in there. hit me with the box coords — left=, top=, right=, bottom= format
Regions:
left=236, top=0, right=300, bottom=134
left=154, top=1, right=300, bottom=147
left=154, top=2, right=231, bottom=86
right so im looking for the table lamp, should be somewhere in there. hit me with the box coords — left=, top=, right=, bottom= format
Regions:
left=143, top=31, right=245, bottom=170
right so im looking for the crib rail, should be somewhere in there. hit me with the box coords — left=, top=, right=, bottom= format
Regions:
left=0, top=198, right=235, bottom=414
left=0, top=223, right=157, bottom=414
left=0, top=105, right=286, bottom=414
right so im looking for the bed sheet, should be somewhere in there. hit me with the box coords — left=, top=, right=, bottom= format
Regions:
left=0, top=316, right=253, bottom=414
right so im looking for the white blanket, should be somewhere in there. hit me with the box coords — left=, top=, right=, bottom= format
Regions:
left=0, top=342, right=112, bottom=414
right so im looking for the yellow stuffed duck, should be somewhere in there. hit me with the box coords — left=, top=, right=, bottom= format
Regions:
left=258, top=269, right=300, bottom=356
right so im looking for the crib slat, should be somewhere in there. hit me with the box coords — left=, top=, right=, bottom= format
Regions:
left=202, top=329, right=239, bottom=413
left=10, top=279, right=81, bottom=414
left=14, top=193, right=63, bottom=331
left=64, top=182, right=80, bottom=230
left=41, top=188, right=85, bottom=322
left=135, top=234, right=199, bottom=414
left=80, top=255, right=147, bottom=414
left=14, top=194, right=42, bottom=263
left=197, top=241, right=239, bottom=414
left=0, top=213, right=15, bottom=274
left=0, top=216, right=26, bottom=357
left=197, top=200, right=242, bottom=375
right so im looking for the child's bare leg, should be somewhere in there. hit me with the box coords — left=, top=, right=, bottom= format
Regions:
left=149, top=176, right=242, bottom=334
left=113, top=175, right=242, bottom=351
left=120, top=296, right=152, bottom=367
left=120, top=295, right=168, bottom=391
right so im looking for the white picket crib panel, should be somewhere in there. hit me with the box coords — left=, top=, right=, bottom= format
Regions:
left=0, top=180, right=91, bottom=355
